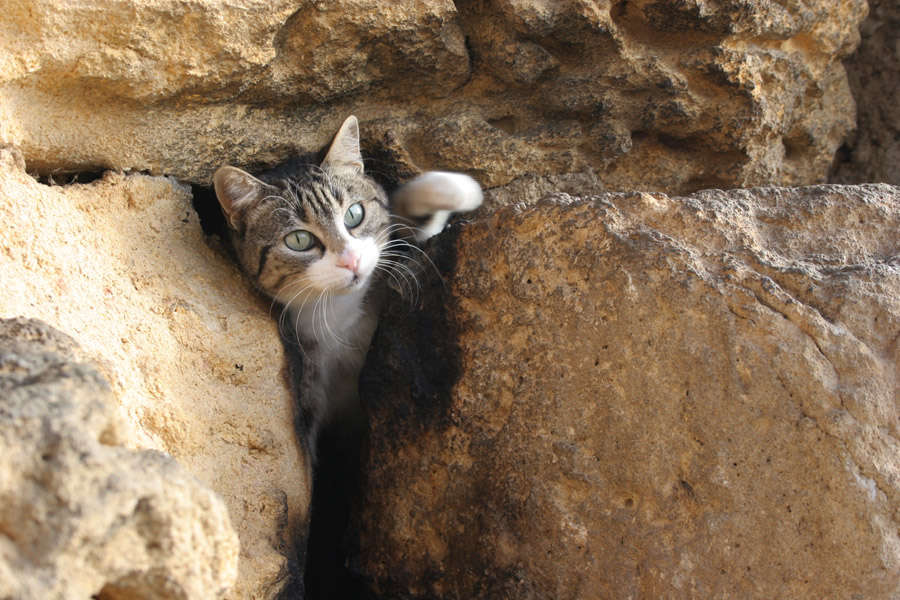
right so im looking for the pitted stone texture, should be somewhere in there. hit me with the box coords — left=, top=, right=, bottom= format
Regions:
left=353, top=184, right=900, bottom=599
left=0, top=0, right=865, bottom=198
left=832, top=0, right=900, bottom=185
left=0, top=317, right=239, bottom=600
left=0, top=149, right=309, bottom=599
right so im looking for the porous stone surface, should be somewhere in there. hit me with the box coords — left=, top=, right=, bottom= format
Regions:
left=0, top=0, right=865, bottom=198
left=353, top=184, right=900, bottom=599
left=0, top=149, right=309, bottom=599
left=831, top=0, right=900, bottom=185
left=0, top=317, right=239, bottom=600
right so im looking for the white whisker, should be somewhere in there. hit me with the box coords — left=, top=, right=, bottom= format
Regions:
left=321, top=289, right=356, bottom=350
left=272, top=278, right=319, bottom=362
left=272, top=279, right=310, bottom=321
left=386, top=212, right=436, bottom=238
left=385, top=242, right=444, bottom=290
left=375, top=264, right=408, bottom=296
left=372, top=224, right=412, bottom=247
left=376, top=260, right=421, bottom=303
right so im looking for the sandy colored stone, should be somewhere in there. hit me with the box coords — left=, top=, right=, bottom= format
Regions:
left=0, top=317, right=239, bottom=599
left=0, top=0, right=865, bottom=197
left=352, top=184, right=900, bottom=599
left=0, top=149, right=309, bottom=599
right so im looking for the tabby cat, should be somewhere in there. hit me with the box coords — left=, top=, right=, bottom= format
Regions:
left=212, top=116, right=482, bottom=457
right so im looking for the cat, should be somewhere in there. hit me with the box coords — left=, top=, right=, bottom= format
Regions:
left=212, top=115, right=483, bottom=458
left=212, top=116, right=482, bottom=597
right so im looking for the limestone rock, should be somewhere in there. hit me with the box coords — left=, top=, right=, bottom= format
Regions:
left=831, top=0, right=900, bottom=185
left=352, top=184, right=900, bottom=598
left=0, top=317, right=239, bottom=599
left=0, top=0, right=865, bottom=197
left=0, top=149, right=309, bottom=598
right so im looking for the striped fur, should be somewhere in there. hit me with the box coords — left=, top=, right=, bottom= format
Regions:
left=213, top=116, right=482, bottom=458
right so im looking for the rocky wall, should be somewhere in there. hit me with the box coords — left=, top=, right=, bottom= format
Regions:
left=0, top=0, right=866, bottom=199
left=0, top=0, right=892, bottom=598
left=353, top=184, right=900, bottom=599
left=0, top=149, right=309, bottom=599
left=0, top=318, right=239, bottom=600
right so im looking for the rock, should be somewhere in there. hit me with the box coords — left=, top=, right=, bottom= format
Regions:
left=0, top=149, right=309, bottom=598
left=0, top=0, right=865, bottom=197
left=352, top=184, right=900, bottom=598
left=831, top=0, right=900, bottom=185
left=0, top=317, right=239, bottom=599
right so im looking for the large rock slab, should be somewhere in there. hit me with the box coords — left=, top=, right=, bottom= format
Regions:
left=0, top=149, right=309, bottom=598
left=0, top=317, right=239, bottom=599
left=352, top=184, right=900, bottom=598
left=0, top=0, right=865, bottom=196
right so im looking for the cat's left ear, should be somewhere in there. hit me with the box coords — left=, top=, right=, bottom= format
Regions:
left=322, top=115, right=364, bottom=175
left=213, top=166, right=270, bottom=230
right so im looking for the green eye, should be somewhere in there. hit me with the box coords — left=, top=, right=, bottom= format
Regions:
left=344, top=203, right=364, bottom=228
left=285, top=230, right=315, bottom=251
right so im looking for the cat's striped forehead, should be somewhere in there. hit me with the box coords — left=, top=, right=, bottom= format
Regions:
left=281, top=170, right=342, bottom=221
left=269, top=169, right=385, bottom=227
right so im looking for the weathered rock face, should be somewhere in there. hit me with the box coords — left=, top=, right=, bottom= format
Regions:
left=831, top=0, right=900, bottom=186
left=0, top=2, right=886, bottom=597
left=0, top=149, right=309, bottom=598
left=0, top=0, right=865, bottom=197
left=0, top=317, right=239, bottom=599
left=353, top=185, right=900, bottom=598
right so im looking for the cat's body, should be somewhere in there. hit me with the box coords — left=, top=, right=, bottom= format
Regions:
left=286, top=281, right=382, bottom=452
left=213, top=116, right=481, bottom=598
left=213, top=116, right=482, bottom=458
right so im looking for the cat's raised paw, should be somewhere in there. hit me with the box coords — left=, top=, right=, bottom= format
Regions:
left=394, top=171, right=483, bottom=215
left=392, top=171, right=483, bottom=242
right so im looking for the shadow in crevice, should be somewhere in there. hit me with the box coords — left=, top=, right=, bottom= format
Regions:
left=275, top=323, right=378, bottom=600
left=303, top=433, right=378, bottom=600
left=31, top=169, right=108, bottom=187
left=190, top=183, right=229, bottom=237
left=191, top=174, right=381, bottom=600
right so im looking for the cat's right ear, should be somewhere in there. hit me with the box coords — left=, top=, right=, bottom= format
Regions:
left=213, top=166, right=268, bottom=230
left=321, top=115, right=364, bottom=175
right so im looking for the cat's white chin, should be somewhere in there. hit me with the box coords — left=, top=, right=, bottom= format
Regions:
left=334, top=276, right=370, bottom=294
left=328, top=267, right=376, bottom=295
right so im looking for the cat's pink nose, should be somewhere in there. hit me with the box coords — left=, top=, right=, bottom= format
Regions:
left=337, top=249, right=361, bottom=273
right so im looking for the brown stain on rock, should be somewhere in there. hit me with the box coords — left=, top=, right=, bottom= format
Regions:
left=352, top=184, right=900, bottom=599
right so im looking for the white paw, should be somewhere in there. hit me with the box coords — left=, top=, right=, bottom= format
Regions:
left=393, top=171, right=483, bottom=217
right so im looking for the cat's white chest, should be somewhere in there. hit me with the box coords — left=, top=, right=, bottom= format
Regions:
left=286, top=288, right=379, bottom=431
left=289, top=291, right=369, bottom=353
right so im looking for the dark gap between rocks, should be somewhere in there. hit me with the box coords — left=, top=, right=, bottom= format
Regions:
left=191, top=183, right=228, bottom=237
left=31, top=170, right=108, bottom=186
left=191, top=161, right=393, bottom=600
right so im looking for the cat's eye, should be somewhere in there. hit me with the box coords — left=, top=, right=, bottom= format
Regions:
left=344, top=203, right=364, bottom=228
left=285, top=230, right=315, bottom=251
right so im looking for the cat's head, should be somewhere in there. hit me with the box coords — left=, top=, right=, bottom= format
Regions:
left=213, top=116, right=391, bottom=307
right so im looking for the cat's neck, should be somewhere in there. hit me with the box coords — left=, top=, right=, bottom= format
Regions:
left=281, top=281, right=382, bottom=353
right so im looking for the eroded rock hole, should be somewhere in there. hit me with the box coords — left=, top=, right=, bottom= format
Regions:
left=610, top=0, right=629, bottom=22
left=191, top=184, right=228, bottom=237
left=488, top=116, right=518, bottom=136
left=33, top=170, right=107, bottom=186
left=301, top=433, right=378, bottom=600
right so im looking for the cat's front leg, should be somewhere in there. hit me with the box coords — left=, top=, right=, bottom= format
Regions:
left=392, top=171, right=483, bottom=243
